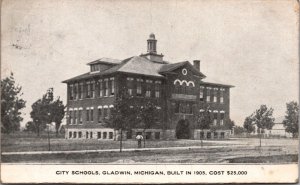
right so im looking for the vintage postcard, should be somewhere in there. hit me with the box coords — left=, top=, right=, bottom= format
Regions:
left=1, top=0, right=299, bottom=183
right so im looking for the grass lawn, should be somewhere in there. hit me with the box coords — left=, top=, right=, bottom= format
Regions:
left=1, top=132, right=224, bottom=152
left=2, top=146, right=298, bottom=163
left=1, top=132, right=298, bottom=163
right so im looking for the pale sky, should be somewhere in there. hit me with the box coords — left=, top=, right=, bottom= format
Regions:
left=1, top=0, right=299, bottom=127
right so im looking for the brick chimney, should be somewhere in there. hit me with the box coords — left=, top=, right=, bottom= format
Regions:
left=193, top=60, right=200, bottom=71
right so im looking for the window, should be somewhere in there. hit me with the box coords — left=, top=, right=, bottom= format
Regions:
left=207, top=132, right=211, bottom=139
left=104, top=79, right=108, bottom=96
left=98, top=108, right=102, bottom=123
left=213, top=112, right=218, bottom=125
left=73, top=132, right=77, bottom=138
left=103, top=132, right=107, bottom=139
left=86, top=109, right=90, bottom=122
left=86, top=81, right=91, bottom=98
left=90, top=109, right=94, bottom=122
left=109, top=132, right=113, bottom=139
left=90, top=132, right=93, bottom=139
left=146, top=132, right=152, bottom=139
left=220, top=88, right=225, bottom=103
left=137, top=78, right=143, bottom=96
left=220, top=132, right=225, bottom=139
left=110, top=78, right=115, bottom=96
left=91, top=64, right=100, bottom=72
left=78, top=110, right=82, bottom=124
left=86, top=132, right=89, bottom=139
left=127, top=77, right=134, bottom=96
left=206, top=87, right=211, bottom=102
left=103, top=108, right=108, bottom=119
left=155, top=81, right=161, bottom=98
left=220, top=112, right=225, bottom=125
left=78, top=132, right=82, bottom=138
left=200, top=86, right=204, bottom=101
left=214, top=132, right=218, bottom=139
left=69, top=84, right=74, bottom=100
left=155, top=132, right=160, bottom=139
left=200, top=132, right=204, bottom=139
left=74, top=83, right=78, bottom=100
left=213, top=88, right=218, bottom=103
left=98, top=80, right=103, bottom=97
left=91, top=81, right=95, bottom=98
left=79, top=83, right=83, bottom=99
left=145, top=80, right=152, bottom=97
left=73, top=110, right=77, bottom=124
left=69, top=110, right=73, bottom=124
left=69, top=131, right=72, bottom=138
left=97, top=132, right=101, bottom=139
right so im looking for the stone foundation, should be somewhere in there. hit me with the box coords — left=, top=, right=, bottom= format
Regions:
left=65, top=128, right=230, bottom=140
left=193, top=129, right=231, bottom=140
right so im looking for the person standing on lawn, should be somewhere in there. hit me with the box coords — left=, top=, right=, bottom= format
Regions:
left=136, top=134, right=143, bottom=148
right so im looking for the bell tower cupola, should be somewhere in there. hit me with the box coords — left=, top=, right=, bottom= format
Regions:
left=141, top=33, right=165, bottom=63
left=147, top=33, right=157, bottom=54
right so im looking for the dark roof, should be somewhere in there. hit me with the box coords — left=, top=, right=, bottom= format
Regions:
left=63, top=56, right=232, bottom=88
left=62, top=56, right=165, bottom=83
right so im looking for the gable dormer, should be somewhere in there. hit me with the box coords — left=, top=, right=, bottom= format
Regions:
left=87, top=58, right=121, bottom=73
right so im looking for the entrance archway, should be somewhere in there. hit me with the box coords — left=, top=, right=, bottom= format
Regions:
left=175, top=119, right=190, bottom=139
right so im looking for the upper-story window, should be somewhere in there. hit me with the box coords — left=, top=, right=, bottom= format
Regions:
left=103, top=107, right=108, bottom=119
left=213, top=88, right=218, bottom=103
left=91, top=64, right=100, bottom=72
left=103, top=79, right=108, bottom=97
left=213, top=111, right=218, bottom=125
left=220, top=88, right=225, bottom=103
left=145, top=80, right=152, bottom=97
left=78, top=109, right=83, bottom=124
left=74, top=110, right=77, bottom=124
left=110, top=78, right=115, bottom=96
left=127, top=77, right=134, bottom=96
left=69, top=110, right=73, bottom=124
left=74, top=83, right=78, bottom=100
left=86, top=81, right=95, bottom=98
left=155, top=80, right=161, bottom=98
left=98, top=79, right=103, bottom=97
left=174, top=102, right=193, bottom=114
left=137, top=78, right=143, bottom=96
left=91, top=81, right=95, bottom=98
left=69, top=84, right=74, bottom=100
left=79, top=83, right=83, bottom=99
left=98, top=107, right=102, bottom=123
left=90, top=108, right=94, bottom=122
left=86, top=108, right=90, bottom=122
left=206, top=87, right=211, bottom=102
left=200, top=86, right=204, bottom=101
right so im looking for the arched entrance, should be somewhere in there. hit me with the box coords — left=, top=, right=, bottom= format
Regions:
left=175, top=119, right=190, bottom=139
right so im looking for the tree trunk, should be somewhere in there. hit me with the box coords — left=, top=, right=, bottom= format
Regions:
left=120, top=129, right=123, bottom=153
left=201, top=129, right=203, bottom=148
left=55, top=123, right=60, bottom=137
left=143, top=130, right=146, bottom=148
left=36, top=125, right=40, bottom=137
left=259, top=130, right=262, bottom=147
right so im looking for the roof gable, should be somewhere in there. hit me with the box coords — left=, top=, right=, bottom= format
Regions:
left=159, top=61, right=206, bottom=78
